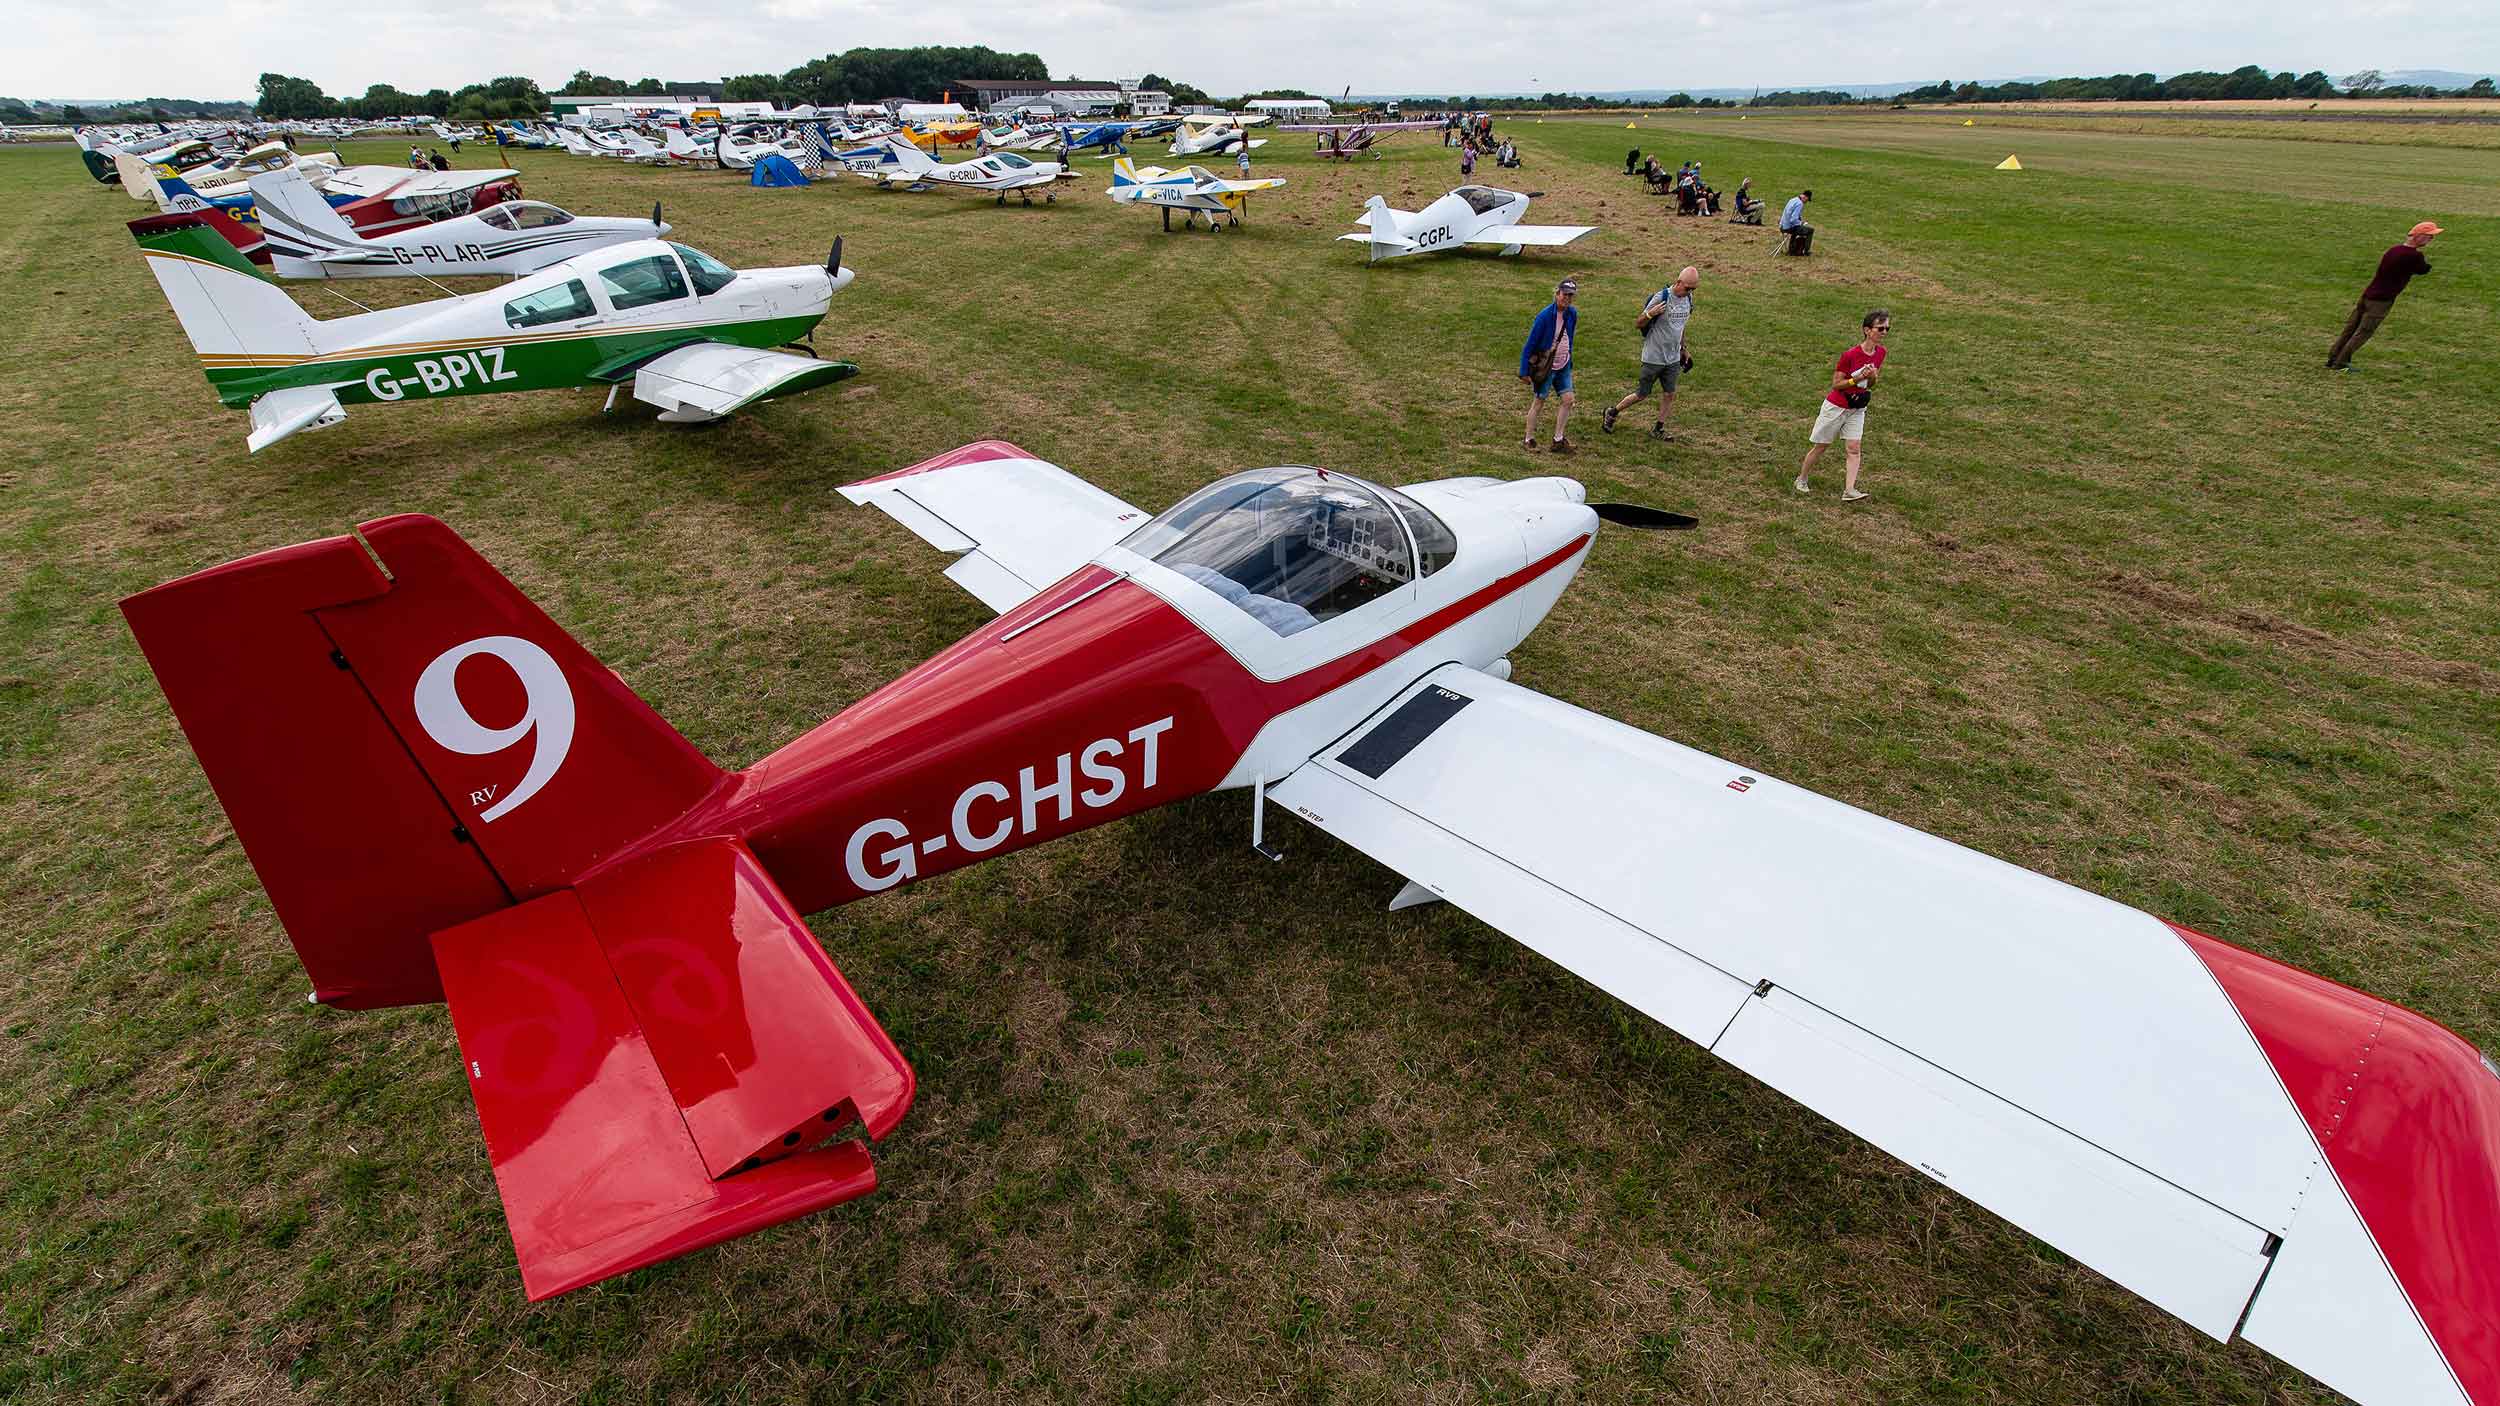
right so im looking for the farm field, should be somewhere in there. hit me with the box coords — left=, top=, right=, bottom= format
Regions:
left=3, top=116, right=2496, bottom=1404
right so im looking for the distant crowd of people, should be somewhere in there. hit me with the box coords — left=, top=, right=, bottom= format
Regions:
left=406, top=144, right=454, bottom=171
left=1451, top=114, right=1520, bottom=176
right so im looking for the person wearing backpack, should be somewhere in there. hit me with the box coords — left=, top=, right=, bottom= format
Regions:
left=1604, top=266, right=1698, bottom=442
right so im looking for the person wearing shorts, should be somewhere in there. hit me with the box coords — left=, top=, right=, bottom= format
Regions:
left=1795, top=309, right=1889, bottom=502
left=1518, top=278, right=1579, bottom=453
left=1605, top=266, right=1697, bottom=442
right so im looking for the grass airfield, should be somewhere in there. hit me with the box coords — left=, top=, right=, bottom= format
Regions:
left=3, top=113, right=2496, bottom=1404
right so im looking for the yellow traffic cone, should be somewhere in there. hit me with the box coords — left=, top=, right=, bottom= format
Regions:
left=1626, top=121, right=1636, bottom=128
left=1995, top=154, right=2023, bottom=170
left=1961, top=117, right=1974, bottom=126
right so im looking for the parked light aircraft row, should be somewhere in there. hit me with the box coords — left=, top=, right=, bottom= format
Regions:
left=81, top=103, right=2499, bottom=1406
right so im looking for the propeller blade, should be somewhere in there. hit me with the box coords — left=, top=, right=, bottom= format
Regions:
left=826, top=235, right=844, bottom=275
left=1591, top=503, right=1699, bottom=530
left=652, top=201, right=663, bottom=229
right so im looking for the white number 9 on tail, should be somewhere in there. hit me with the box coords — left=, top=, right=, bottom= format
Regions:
left=413, top=635, right=576, bottom=823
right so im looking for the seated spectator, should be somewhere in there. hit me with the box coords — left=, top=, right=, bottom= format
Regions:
left=1732, top=178, right=1762, bottom=223
left=1779, top=189, right=1815, bottom=254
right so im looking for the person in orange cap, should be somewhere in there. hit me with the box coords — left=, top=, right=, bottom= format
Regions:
left=2327, top=221, right=2443, bottom=370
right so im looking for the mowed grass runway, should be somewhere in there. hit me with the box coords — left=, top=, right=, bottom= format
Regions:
left=3, top=115, right=2496, bottom=1403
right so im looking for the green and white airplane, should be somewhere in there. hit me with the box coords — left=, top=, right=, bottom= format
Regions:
left=129, top=211, right=861, bottom=452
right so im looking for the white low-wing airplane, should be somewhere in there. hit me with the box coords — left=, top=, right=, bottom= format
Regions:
left=121, top=442, right=2497, bottom=1406
left=1340, top=186, right=1597, bottom=262
left=248, top=166, right=670, bottom=280
left=1106, top=158, right=1286, bottom=230
left=1168, top=115, right=1268, bottom=158
left=129, top=213, right=859, bottom=450
left=855, top=137, right=1065, bottom=204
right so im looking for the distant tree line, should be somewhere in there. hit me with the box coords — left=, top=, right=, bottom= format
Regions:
left=1880, top=66, right=2496, bottom=105
left=255, top=72, right=547, bottom=120
left=709, top=47, right=1050, bottom=108
left=4, top=95, right=252, bottom=123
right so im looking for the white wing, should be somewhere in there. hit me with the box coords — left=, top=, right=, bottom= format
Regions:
left=839, top=443, right=1149, bottom=613
left=1263, top=663, right=2466, bottom=1405
left=628, top=344, right=854, bottom=423
left=1463, top=223, right=1597, bottom=247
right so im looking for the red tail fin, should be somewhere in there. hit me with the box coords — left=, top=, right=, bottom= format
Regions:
left=122, top=515, right=723, bottom=1007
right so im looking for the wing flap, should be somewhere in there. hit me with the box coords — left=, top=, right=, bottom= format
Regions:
left=434, top=837, right=912, bottom=1299
left=630, top=343, right=858, bottom=422
left=1463, top=224, right=1598, bottom=247
left=839, top=441, right=1149, bottom=614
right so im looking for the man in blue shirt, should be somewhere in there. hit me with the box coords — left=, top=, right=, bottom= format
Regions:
left=1781, top=189, right=1812, bottom=235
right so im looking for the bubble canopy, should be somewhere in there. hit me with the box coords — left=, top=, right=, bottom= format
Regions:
left=1122, top=469, right=1458, bottom=637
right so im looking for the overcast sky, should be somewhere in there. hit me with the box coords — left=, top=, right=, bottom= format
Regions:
left=9, top=0, right=2497, bottom=102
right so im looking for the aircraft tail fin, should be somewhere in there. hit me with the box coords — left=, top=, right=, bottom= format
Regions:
left=129, top=212, right=316, bottom=362
left=125, top=518, right=917, bottom=1299
left=152, top=173, right=210, bottom=213
left=120, top=514, right=730, bottom=1009
left=880, top=135, right=934, bottom=173
left=1111, top=156, right=1140, bottom=187
left=248, top=165, right=361, bottom=254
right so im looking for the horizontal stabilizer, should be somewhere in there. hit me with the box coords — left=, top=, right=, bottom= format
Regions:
left=435, top=837, right=913, bottom=1300
left=246, top=384, right=346, bottom=453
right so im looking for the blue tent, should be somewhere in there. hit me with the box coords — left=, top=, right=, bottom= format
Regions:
left=750, top=154, right=811, bottom=188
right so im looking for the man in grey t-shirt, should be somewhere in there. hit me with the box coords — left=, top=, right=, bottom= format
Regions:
left=1603, top=266, right=1698, bottom=441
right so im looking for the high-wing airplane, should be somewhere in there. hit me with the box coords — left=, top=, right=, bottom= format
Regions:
left=1290, top=121, right=1436, bottom=161
left=1340, top=186, right=1597, bottom=262
left=248, top=166, right=670, bottom=281
left=121, top=442, right=2497, bottom=1406
left=1168, top=114, right=1269, bottom=158
left=853, top=137, right=1065, bottom=203
left=1106, top=157, right=1286, bottom=230
left=128, top=213, right=858, bottom=451
left=312, top=166, right=527, bottom=239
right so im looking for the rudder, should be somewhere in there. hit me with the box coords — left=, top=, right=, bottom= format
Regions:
left=123, top=515, right=725, bottom=1007
left=129, top=212, right=316, bottom=364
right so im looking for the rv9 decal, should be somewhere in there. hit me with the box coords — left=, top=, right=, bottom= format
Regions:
left=414, top=635, right=575, bottom=822
left=364, top=347, right=520, bottom=401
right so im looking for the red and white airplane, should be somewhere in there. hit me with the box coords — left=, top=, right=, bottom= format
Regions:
left=122, top=443, right=2495, bottom=1405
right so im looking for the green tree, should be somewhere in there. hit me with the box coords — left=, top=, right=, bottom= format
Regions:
left=255, top=73, right=338, bottom=120
left=723, top=73, right=783, bottom=104
left=61, top=104, right=86, bottom=122
left=2343, top=68, right=2384, bottom=95
left=559, top=69, right=620, bottom=96
left=1664, top=92, right=1695, bottom=108
left=2467, top=78, right=2496, bottom=97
